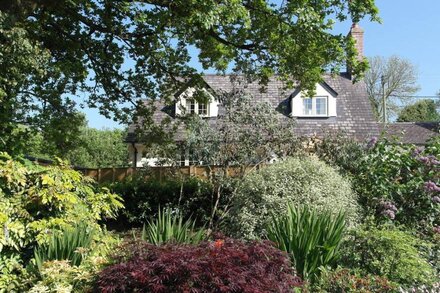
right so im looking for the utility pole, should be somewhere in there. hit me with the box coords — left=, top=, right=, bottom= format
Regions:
left=381, top=74, right=387, bottom=125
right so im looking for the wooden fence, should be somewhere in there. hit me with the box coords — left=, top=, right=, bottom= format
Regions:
left=77, top=165, right=259, bottom=183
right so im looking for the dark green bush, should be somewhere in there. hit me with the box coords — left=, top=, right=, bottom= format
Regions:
left=108, top=176, right=214, bottom=227
left=340, top=226, right=437, bottom=288
left=313, top=132, right=366, bottom=175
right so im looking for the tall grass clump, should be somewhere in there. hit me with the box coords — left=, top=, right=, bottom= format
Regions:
left=141, top=208, right=206, bottom=245
left=34, top=223, right=95, bottom=272
left=267, top=204, right=346, bottom=281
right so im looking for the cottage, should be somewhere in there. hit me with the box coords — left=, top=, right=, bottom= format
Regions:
left=126, top=24, right=438, bottom=167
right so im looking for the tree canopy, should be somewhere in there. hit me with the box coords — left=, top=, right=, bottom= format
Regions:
left=27, top=124, right=129, bottom=168
left=397, top=99, right=440, bottom=122
left=0, top=0, right=379, bottom=155
left=365, top=55, right=420, bottom=122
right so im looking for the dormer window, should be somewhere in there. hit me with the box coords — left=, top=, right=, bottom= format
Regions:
left=175, top=87, right=219, bottom=118
left=302, top=96, right=328, bottom=116
left=185, top=99, right=209, bottom=116
left=291, top=83, right=337, bottom=118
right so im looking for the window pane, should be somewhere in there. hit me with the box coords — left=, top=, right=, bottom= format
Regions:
left=186, top=100, right=196, bottom=114
left=316, top=97, right=327, bottom=115
left=188, top=148, right=196, bottom=166
left=303, top=98, right=312, bottom=115
left=198, top=103, right=208, bottom=115
left=176, top=146, right=186, bottom=166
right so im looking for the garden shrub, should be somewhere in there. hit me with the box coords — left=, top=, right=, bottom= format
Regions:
left=354, top=136, right=440, bottom=232
left=0, top=253, right=30, bottom=292
left=313, top=131, right=366, bottom=175
left=97, top=238, right=303, bottom=292
left=227, top=156, right=359, bottom=239
left=0, top=152, right=123, bottom=254
left=108, top=176, right=214, bottom=227
left=426, top=231, right=440, bottom=276
left=29, top=231, right=120, bottom=292
left=313, top=267, right=398, bottom=293
left=340, top=226, right=437, bottom=288
left=267, top=204, right=346, bottom=281
left=0, top=153, right=123, bottom=292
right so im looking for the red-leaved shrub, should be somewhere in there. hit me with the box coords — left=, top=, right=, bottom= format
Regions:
left=96, top=238, right=302, bottom=292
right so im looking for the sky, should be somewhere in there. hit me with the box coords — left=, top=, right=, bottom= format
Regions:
left=85, top=0, right=440, bottom=129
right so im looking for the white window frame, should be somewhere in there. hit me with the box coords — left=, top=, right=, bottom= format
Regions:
left=185, top=99, right=209, bottom=117
left=300, top=96, right=329, bottom=117
left=198, top=102, right=208, bottom=116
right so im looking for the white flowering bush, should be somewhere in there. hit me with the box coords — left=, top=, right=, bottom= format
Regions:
left=226, top=156, right=359, bottom=239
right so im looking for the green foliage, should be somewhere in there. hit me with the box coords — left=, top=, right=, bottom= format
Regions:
left=0, top=254, right=30, bottom=293
left=397, top=99, right=440, bottom=122
left=426, top=233, right=440, bottom=276
left=0, top=152, right=123, bottom=254
left=29, top=232, right=120, bottom=293
left=313, top=132, right=366, bottom=175
left=354, top=137, right=440, bottom=231
left=26, top=124, right=129, bottom=168
left=340, top=226, right=437, bottom=287
left=184, top=92, right=302, bottom=229
left=186, top=93, right=300, bottom=169
left=109, top=176, right=214, bottom=227
left=267, top=204, right=346, bottom=281
left=141, top=208, right=206, bottom=245
left=24, top=113, right=88, bottom=162
left=34, top=223, right=95, bottom=272
left=0, top=1, right=379, bottom=131
left=313, top=267, right=398, bottom=293
left=0, top=10, right=88, bottom=157
left=0, top=11, right=52, bottom=156
left=29, top=260, right=78, bottom=293
left=227, top=156, right=359, bottom=239
left=64, top=127, right=129, bottom=168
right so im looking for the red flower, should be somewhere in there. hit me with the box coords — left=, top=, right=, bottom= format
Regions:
left=214, top=239, right=224, bottom=249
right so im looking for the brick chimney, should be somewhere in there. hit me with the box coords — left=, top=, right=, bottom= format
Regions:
left=347, top=23, right=364, bottom=78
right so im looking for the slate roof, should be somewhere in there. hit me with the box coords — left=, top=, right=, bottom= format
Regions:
left=381, top=122, right=439, bottom=145
left=126, top=74, right=381, bottom=143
